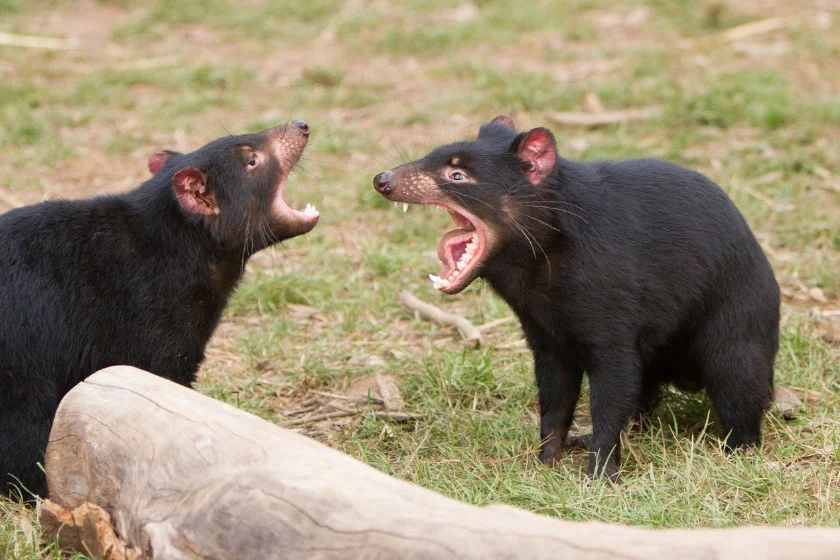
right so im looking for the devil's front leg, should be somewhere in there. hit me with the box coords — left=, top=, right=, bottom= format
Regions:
left=529, top=336, right=584, bottom=466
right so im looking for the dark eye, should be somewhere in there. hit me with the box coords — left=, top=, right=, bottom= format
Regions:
left=248, top=154, right=257, bottom=167
left=451, top=171, right=466, bottom=181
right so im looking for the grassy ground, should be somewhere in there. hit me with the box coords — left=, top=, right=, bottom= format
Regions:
left=1, top=0, right=838, bottom=556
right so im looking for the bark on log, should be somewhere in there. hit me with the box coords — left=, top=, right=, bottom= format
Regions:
left=45, top=366, right=840, bottom=560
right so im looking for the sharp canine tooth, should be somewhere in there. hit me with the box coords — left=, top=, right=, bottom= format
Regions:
left=403, top=203, right=408, bottom=213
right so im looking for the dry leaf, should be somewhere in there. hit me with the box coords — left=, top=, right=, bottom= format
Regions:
left=16, top=514, right=36, bottom=547
left=286, top=304, right=321, bottom=320
left=376, top=375, right=404, bottom=411
left=346, top=373, right=402, bottom=407
left=346, top=374, right=383, bottom=400
left=773, top=386, right=802, bottom=419
left=583, top=92, right=604, bottom=113
left=786, top=387, right=823, bottom=405
left=808, top=287, right=828, bottom=304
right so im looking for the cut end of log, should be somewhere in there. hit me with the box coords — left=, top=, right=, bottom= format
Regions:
left=39, top=500, right=142, bottom=560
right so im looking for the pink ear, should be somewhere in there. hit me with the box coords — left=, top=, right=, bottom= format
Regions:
left=173, top=168, right=217, bottom=216
left=148, top=150, right=178, bottom=175
left=491, top=115, right=515, bottom=130
left=516, top=128, right=557, bottom=185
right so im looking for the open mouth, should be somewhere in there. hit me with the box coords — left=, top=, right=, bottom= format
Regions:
left=273, top=150, right=319, bottom=230
left=426, top=203, right=489, bottom=294
left=275, top=173, right=319, bottom=224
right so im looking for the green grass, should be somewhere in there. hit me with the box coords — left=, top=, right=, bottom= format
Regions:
left=1, top=0, right=839, bottom=557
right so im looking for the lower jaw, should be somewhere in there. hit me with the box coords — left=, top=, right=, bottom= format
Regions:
left=439, top=272, right=478, bottom=294
left=278, top=215, right=320, bottom=239
left=430, top=260, right=482, bottom=293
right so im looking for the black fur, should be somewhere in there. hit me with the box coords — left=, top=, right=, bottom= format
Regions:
left=374, top=117, right=780, bottom=480
left=0, top=122, right=317, bottom=498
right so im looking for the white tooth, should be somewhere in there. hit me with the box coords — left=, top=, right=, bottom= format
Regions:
left=439, top=279, right=451, bottom=289
left=457, top=261, right=466, bottom=270
left=465, top=246, right=475, bottom=256
left=429, top=274, right=441, bottom=289
left=403, top=203, right=409, bottom=213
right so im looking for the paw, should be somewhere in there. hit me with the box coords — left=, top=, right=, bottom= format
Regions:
left=587, top=456, right=620, bottom=483
left=538, top=440, right=564, bottom=466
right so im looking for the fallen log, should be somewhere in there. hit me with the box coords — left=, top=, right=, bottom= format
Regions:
left=45, top=366, right=840, bottom=559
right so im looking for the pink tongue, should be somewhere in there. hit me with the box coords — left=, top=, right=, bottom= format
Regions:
left=437, top=229, right=474, bottom=277
left=451, top=241, right=467, bottom=264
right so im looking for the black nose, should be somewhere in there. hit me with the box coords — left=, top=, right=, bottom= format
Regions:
left=291, top=120, right=309, bottom=135
left=373, top=171, right=393, bottom=195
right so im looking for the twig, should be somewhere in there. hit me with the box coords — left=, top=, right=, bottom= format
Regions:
left=375, top=412, right=422, bottom=422
left=282, top=405, right=319, bottom=417
left=311, top=390, right=356, bottom=401
left=0, top=31, right=78, bottom=50
left=477, top=316, right=517, bottom=331
left=817, top=310, right=840, bottom=318
left=326, top=403, right=359, bottom=414
left=310, top=389, right=388, bottom=405
left=741, top=185, right=778, bottom=209
left=679, top=16, right=797, bottom=50
left=120, top=56, right=180, bottom=71
left=285, top=410, right=355, bottom=426
left=547, top=107, right=662, bottom=128
left=494, top=339, right=528, bottom=350
left=399, top=291, right=482, bottom=348
left=817, top=181, right=840, bottom=194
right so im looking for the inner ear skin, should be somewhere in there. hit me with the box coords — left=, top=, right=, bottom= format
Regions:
left=148, top=150, right=181, bottom=175
left=514, top=129, right=557, bottom=185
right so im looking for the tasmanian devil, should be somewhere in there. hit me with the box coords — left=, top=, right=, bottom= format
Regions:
left=0, top=120, right=319, bottom=498
left=373, top=116, right=780, bottom=480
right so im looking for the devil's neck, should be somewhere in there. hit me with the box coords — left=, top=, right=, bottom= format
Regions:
left=126, top=179, right=247, bottom=292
